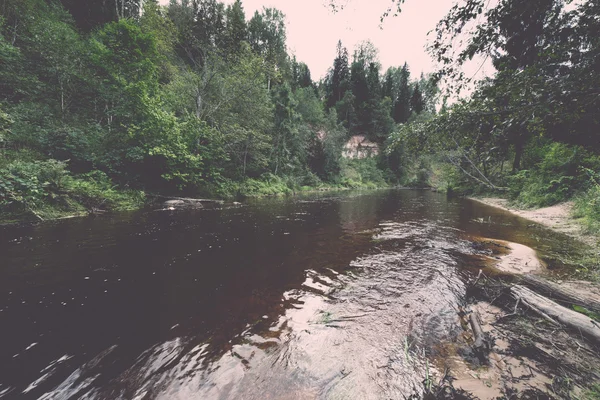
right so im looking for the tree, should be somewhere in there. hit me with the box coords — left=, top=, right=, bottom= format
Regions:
left=418, top=73, right=440, bottom=113
left=325, top=40, right=350, bottom=109
left=57, top=0, right=142, bottom=31
left=349, top=54, right=369, bottom=133
left=271, top=84, right=305, bottom=175
left=291, top=57, right=313, bottom=91
left=248, top=8, right=289, bottom=89
left=382, top=68, right=395, bottom=100
left=410, top=82, right=424, bottom=115
left=224, top=0, right=247, bottom=58
left=393, top=63, right=411, bottom=123
left=427, top=0, right=600, bottom=173
left=192, top=0, right=226, bottom=53
left=295, top=87, right=323, bottom=126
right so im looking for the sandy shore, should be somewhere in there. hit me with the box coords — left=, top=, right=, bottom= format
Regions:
left=469, top=197, right=598, bottom=247
left=446, top=198, right=600, bottom=399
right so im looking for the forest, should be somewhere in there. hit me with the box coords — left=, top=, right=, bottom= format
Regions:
left=0, top=0, right=599, bottom=233
left=0, top=0, right=437, bottom=221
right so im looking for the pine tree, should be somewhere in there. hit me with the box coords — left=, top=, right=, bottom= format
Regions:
left=382, top=68, right=394, bottom=100
left=393, top=63, right=411, bottom=123
left=350, top=56, right=369, bottom=132
left=410, top=82, right=424, bottom=115
left=325, top=40, right=350, bottom=109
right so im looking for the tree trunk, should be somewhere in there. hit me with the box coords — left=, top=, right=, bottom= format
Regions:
left=512, top=137, right=523, bottom=172
left=521, top=275, right=600, bottom=315
left=60, top=80, right=65, bottom=117
left=12, top=19, right=18, bottom=45
left=511, top=285, right=600, bottom=343
left=243, top=140, right=249, bottom=176
left=196, top=93, right=202, bottom=119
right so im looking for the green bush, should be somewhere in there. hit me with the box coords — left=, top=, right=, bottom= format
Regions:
left=573, top=172, right=600, bottom=234
left=67, top=171, right=145, bottom=211
left=0, top=160, right=69, bottom=210
left=508, top=143, right=599, bottom=207
left=238, top=174, right=293, bottom=198
left=0, top=159, right=145, bottom=221
left=301, top=171, right=322, bottom=187
left=339, top=158, right=387, bottom=189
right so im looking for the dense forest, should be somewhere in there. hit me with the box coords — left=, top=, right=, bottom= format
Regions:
left=1, top=0, right=599, bottom=233
left=0, top=0, right=436, bottom=221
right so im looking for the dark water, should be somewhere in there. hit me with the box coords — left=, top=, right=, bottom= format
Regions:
left=0, top=189, right=582, bottom=399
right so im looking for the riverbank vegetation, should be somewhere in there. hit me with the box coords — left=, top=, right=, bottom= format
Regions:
left=387, top=0, right=600, bottom=237
left=0, top=0, right=438, bottom=222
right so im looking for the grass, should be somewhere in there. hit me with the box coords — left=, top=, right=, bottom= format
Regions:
left=573, top=183, right=600, bottom=235
left=581, top=384, right=600, bottom=400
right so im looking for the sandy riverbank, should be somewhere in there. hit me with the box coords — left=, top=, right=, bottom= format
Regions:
left=469, top=197, right=598, bottom=247
left=444, top=198, right=600, bottom=398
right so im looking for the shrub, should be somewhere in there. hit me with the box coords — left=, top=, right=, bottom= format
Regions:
left=0, top=160, right=69, bottom=212
left=509, top=143, right=599, bottom=207
left=573, top=171, right=600, bottom=234
left=238, top=175, right=293, bottom=198
left=0, top=159, right=145, bottom=221
left=339, top=158, right=387, bottom=188
left=66, top=171, right=145, bottom=210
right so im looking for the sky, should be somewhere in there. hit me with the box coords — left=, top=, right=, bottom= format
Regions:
left=159, top=0, right=468, bottom=80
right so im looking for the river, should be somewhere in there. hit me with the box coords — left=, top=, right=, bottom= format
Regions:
left=0, top=189, right=582, bottom=399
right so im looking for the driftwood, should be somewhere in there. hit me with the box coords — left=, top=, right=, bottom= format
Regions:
left=469, top=310, right=488, bottom=352
left=153, top=195, right=224, bottom=204
left=510, top=285, right=600, bottom=343
left=521, top=274, right=600, bottom=315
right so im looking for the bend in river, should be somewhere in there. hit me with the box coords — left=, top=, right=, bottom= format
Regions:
left=0, top=189, right=582, bottom=399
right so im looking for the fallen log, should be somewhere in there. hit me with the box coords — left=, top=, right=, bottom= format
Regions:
left=510, top=285, right=600, bottom=343
left=469, top=310, right=488, bottom=353
left=153, top=194, right=224, bottom=204
left=521, top=274, right=600, bottom=315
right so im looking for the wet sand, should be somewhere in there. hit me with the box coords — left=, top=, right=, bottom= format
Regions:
left=469, top=197, right=598, bottom=247
left=447, top=198, right=600, bottom=399
left=494, top=241, right=544, bottom=274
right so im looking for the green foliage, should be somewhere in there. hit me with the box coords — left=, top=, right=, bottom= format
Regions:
left=573, top=171, right=600, bottom=235
left=339, top=158, right=387, bottom=189
left=238, top=174, right=293, bottom=197
left=0, top=160, right=144, bottom=221
left=572, top=305, right=600, bottom=322
left=1, top=0, right=404, bottom=223
left=582, top=384, right=600, bottom=400
left=295, top=87, right=324, bottom=126
left=91, top=19, right=158, bottom=86
left=508, top=143, right=598, bottom=208
left=67, top=171, right=145, bottom=211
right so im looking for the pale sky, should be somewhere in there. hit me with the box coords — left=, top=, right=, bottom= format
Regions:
left=159, top=0, right=472, bottom=80
left=232, top=0, right=454, bottom=79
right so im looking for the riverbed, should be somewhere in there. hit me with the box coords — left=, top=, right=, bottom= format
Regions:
left=0, top=189, right=588, bottom=399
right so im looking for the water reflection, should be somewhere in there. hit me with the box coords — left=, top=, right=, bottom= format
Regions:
left=0, top=190, right=582, bottom=399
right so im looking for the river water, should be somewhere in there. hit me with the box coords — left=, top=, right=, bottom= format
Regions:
left=0, top=189, right=581, bottom=399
